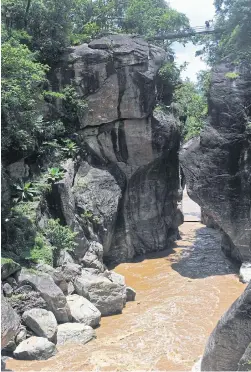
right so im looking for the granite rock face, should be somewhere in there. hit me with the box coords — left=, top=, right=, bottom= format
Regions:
left=180, top=63, right=251, bottom=263
left=201, top=282, right=251, bottom=371
left=46, top=35, right=182, bottom=265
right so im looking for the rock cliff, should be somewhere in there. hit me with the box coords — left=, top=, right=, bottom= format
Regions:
left=180, top=63, right=251, bottom=263
left=48, top=34, right=182, bottom=264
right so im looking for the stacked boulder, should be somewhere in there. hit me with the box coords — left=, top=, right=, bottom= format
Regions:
left=1, top=258, right=136, bottom=361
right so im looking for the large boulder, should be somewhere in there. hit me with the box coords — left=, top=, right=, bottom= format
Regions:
left=17, top=268, right=71, bottom=323
left=13, top=337, right=57, bottom=360
left=180, top=63, right=251, bottom=262
left=48, top=35, right=181, bottom=264
left=36, top=264, right=68, bottom=294
left=22, top=308, right=57, bottom=342
left=201, top=283, right=251, bottom=371
left=1, top=295, right=20, bottom=349
left=66, top=294, right=101, bottom=327
left=74, top=269, right=126, bottom=316
left=56, top=323, right=95, bottom=345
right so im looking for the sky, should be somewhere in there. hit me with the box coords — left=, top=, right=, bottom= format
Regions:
left=168, top=0, right=215, bottom=81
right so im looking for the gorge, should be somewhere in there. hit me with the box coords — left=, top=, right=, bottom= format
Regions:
left=1, top=5, right=251, bottom=371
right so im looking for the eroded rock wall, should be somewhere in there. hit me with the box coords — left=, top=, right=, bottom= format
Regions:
left=180, top=63, right=251, bottom=263
left=46, top=34, right=182, bottom=264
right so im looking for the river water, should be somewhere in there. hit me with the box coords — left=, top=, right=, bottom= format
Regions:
left=8, top=220, right=245, bottom=371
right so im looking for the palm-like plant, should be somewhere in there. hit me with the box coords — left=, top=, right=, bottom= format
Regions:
left=12, top=182, right=39, bottom=203
left=61, top=139, right=79, bottom=158
left=46, top=167, right=65, bottom=183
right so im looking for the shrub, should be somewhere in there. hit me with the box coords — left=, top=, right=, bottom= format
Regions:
left=21, top=233, right=53, bottom=266
left=44, top=219, right=78, bottom=252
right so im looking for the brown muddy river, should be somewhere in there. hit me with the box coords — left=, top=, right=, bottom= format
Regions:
left=8, top=222, right=245, bottom=371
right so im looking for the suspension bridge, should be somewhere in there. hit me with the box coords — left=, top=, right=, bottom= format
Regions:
left=147, top=25, right=222, bottom=41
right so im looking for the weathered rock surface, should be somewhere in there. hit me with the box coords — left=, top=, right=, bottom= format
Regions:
left=9, top=286, right=48, bottom=316
left=48, top=35, right=181, bottom=264
left=74, top=269, right=126, bottom=315
left=66, top=294, right=101, bottom=327
left=81, top=241, right=106, bottom=272
left=15, top=326, right=27, bottom=345
left=1, top=295, right=20, bottom=349
left=180, top=63, right=251, bottom=262
left=56, top=323, right=95, bottom=345
left=17, top=269, right=71, bottom=322
left=238, top=343, right=251, bottom=371
left=36, top=264, right=68, bottom=294
left=60, top=263, right=82, bottom=283
left=3, top=282, right=13, bottom=297
left=22, top=308, right=57, bottom=342
left=13, top=337, right=57, bottom=360
left=201, top=282, right=251, bottom=371
left=1, top=259, right=20, bottom=280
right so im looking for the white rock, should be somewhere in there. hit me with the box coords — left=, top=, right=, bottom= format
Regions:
left=74, top=270, right=126, bottom=316
left=13, top=336, right=57, bottom=360
left=57, top=323, right=96, bottom=345
left=22, top=308, right=57, bottom=342
left=66, top=294, right=101, bottom=327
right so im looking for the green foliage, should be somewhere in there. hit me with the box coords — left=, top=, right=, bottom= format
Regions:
left=198, top=0, right=251, bottom=65
left=44, top=219, right=78, bottom=252
left=46, top=167, right=65, bottom=183
left=158, top=62, right=181, bottom=86
left=61, top=85, right=88, bottom=124
left=12, top=182, right=39, bottom=203
left=225, top=71, right=239, bottom=80
left=81, top=210, right=93, bottom=219
left=2, top=0, right=72, bottom=63
left=1, top=38, right=48, bottom=156
left=21, top=233, right=53, bottom=265
left=174, top=80, right=208, bottom=141
left=61, top=139, right=80, bottom=158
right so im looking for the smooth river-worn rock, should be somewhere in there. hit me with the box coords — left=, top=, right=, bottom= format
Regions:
left=201, top=282, right=251, bottom=371
left=13, top=337, right=57, bottom=360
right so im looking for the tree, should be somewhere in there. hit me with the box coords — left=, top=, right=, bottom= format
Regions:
left=1, top=37, right=48, bottom=158
left=173, top=80, right=208, bottom=141
left=198, top=0, right=251, bottom=65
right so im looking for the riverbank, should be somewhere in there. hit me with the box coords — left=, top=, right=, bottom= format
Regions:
left=8, top=222, right=245, bottom=371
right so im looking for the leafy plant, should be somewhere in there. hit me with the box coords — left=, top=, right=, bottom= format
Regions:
left=21, top=233, right=53, bottom=266
left=81, top=210, right=93, bottom=219
left=225, top=72, right=239, bottom=80
left=44, top=219, right=78, bottom=252
left=61, top=139, right=79, bottom=158
left=46, top=167, right=65, bottom=183
left=12, top=182, right=39, bottom=203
